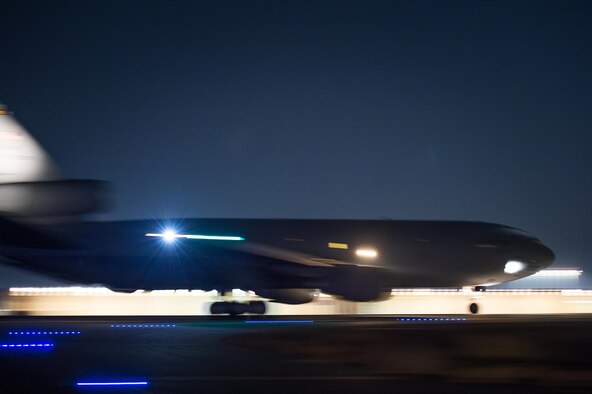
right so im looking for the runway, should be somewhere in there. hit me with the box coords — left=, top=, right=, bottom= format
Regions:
left=1, top=315, right=591, bottom=393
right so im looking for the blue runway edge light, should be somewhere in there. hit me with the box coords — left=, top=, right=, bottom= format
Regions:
left=395, top=317, right=467, bottom=322
left=0, top=343, right=54, bottom=349
left=110, top=324, right=176, bottom=328
left=244, top=320, right=314, bottom=324
left=76, top=381, right=148, bottom=386
left=9, top=331, right=80, bottom=335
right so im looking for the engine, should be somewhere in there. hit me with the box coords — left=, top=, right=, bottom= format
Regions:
left=322, top=265, right=392, bottom=302
left=254, top=288, right=317, bottom=305
left=0, top=180, right=110, bottom=218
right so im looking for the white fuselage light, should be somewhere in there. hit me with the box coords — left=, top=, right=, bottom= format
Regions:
left=145, top=232, right=245, bottom=242
left=356, top=248, right=378, bottom=258
left=162, top=229, right=177, bottom=243
left=504, top=260, right=526, bottom=274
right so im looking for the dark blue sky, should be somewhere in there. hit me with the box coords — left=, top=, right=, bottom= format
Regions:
left=1, top=1, right=591, bottom=273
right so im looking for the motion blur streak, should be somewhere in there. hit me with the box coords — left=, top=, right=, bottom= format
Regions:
left=396, top=317, right=467, bottom=322
left=9, top=331, right=80, bottom=335
left=145, top=232, right=245, bottom=241
left=0, top=343, right=53, bottom=349
left=245, top=320, right=314, bottom=324
left=76, top=381, right=148, bottom=386
left=110, top=324, right=175, bottom=328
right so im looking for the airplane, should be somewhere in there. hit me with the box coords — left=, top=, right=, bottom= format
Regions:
left=0, top=104, right=555, bottom=314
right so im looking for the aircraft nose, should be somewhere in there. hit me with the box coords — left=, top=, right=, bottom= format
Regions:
left=537, top=242, right=555, bottom=265
left=527, top=240, right=555, bottom=269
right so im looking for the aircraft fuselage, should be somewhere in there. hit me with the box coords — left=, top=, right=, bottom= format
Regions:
left=0, top=219, right=555, bottom=294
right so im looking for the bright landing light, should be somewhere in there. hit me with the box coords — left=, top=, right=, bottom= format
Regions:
left=145, top=231, right=244, bottom=241
left=504, top=260, right=526, bottom=274
left=162, top=229, right=177, bottom=243
left=356, top=248, right=378, bottom=258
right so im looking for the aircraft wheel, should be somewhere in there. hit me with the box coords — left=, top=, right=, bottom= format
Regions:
left=210, top=301, right=265, bottom=315
left=210, top=301, right=243, bottom=315
left=248, top=301, right=266, bottom=315
left=210, top=301, right=227, bottom=315
left=469, top=302, right=479, bottom=314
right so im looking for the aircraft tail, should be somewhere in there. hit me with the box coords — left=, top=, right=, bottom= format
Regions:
left=0, top=104, right=109, bottom=218
left=0, top=104, right=61, bottom=183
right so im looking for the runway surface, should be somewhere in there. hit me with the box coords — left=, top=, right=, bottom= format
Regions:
left=1, top=315, right=591, bottom=393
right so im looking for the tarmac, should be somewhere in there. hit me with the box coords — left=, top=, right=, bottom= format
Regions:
left=1, top=315, right=591, bottom=393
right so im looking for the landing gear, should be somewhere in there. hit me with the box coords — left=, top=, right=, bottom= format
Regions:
left=469, top=302, right=479, bottom=314
left=210, top=301, right=266, bottom=315
left=248, top=301, right=266, bottom=315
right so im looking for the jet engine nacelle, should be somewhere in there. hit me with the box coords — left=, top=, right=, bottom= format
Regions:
left=0, top=180, right=110, bottom=218
left=254, top=288, right=317, bottom=305
left=322, top=265, right=392, bottom=302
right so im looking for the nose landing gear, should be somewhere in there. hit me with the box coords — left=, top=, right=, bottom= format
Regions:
left=469, top=302, right=479, bottom=314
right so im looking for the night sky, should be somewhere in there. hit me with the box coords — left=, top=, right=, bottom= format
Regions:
left=1, top=1, right=591, bottom=283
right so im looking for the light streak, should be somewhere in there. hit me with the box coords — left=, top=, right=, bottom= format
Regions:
left=396, top=317, right=466, bottom=322
left=328, top=242, right=348, bottom=249
left=0, top=343, right=54, bottom=349
left=76, top=381, right=148, bottom=386
left=9, top=331, right=80, bottom=335
left=355, top=248, right=378, bottom=258
left=532, top=269, right=582, bottom=277
left=110, top=324, right=175, bottom=328
left=145, top=232, right=244, bottom=241
left=244, top=320, right=314, bottom=324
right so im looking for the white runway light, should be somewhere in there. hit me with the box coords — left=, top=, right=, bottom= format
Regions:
left=504, top=260, right=526, bottom=274
left=532, top=269, right=582, bottom=277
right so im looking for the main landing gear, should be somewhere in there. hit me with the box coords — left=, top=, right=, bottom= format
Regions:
left=210, top=301, right=266, bottom=315
left=468, top=286, right=484, bottom=314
